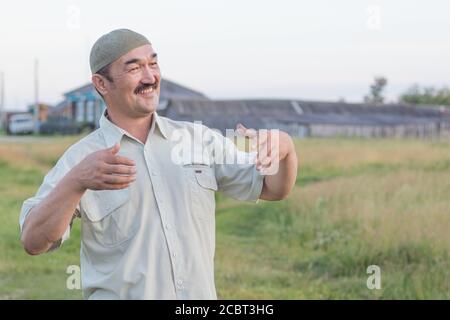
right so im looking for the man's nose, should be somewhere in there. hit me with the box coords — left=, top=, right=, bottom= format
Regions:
left=141, top=65, right=157, bottom=83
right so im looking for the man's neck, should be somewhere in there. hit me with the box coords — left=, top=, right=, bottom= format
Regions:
left=106, top=110, right=153, bottom=144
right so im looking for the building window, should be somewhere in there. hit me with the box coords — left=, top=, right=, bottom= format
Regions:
left=76, top=101, right=84, bottom=122
left=87, top=100, right=94, bottom=123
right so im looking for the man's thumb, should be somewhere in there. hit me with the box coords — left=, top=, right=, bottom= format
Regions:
left=236, top=123, right=256, bottom=138
left=109, top=142, right=120, bottom=155
left=236, top=123, right=247, bottom=135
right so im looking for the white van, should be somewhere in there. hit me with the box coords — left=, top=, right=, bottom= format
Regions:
left=9, top=113, right=35, bottom=134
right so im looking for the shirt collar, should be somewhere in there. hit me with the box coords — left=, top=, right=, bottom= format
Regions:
left=99, top=109, right=169, bottom=147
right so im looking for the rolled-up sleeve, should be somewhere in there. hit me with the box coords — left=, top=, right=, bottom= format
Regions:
left=212, top=131, right=265, bottom=202
left=19, top=152, right=80, bottom=249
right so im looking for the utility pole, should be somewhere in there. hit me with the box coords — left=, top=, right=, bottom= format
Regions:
left=34, top=59, right=39, bottom=134
left=0, top=71, right=4, bottom=132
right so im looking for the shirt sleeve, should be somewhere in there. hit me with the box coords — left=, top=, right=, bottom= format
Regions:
left=19, top=151, right=80, bottom=251
left=211, top=129, right=265, bottom=202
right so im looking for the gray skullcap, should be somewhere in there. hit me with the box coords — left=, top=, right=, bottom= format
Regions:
left=90, top=29, right=151, bottom=74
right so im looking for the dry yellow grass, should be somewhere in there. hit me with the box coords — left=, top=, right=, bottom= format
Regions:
left=296, top=138, right=450, bottom=170
left=0, top=135, right=81, bottom=173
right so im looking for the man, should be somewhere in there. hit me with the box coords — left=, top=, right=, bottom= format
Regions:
left=19, top=29, right=298, bottom=299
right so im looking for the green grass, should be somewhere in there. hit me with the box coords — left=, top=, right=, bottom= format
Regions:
left=0, top=136, right=449, bottom=299
left=0, top=136, right=83, bottom=299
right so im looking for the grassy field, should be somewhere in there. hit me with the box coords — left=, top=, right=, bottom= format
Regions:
left=0, top=135, right=449, bottom=299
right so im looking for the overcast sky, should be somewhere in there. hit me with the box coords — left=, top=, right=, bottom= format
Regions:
left=0, top=0, right=449, bottom=110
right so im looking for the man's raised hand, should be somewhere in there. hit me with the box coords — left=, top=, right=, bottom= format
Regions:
left=72, top=142, right=137, bottom=191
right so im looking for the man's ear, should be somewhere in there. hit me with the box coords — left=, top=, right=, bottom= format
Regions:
left=92, top=74, right=108, bottom=96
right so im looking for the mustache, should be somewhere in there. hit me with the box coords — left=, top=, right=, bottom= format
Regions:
left=134, top=82, right=158, bottom=94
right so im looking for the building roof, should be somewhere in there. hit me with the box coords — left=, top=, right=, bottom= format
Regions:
left=49, top=99, right=72, bottom=115
left=164, top=99, right=450, bottom=131
left=159, top=79, right=207, bottom=100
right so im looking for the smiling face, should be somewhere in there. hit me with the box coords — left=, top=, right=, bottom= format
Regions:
left=92, top=44, right=161, bottom=119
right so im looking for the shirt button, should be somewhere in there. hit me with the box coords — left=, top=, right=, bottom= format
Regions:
left=172, top=252, right=177, bottom=258
left=176, top=280, right=183, bottom=286
left=165, top=224, right=171, bottom=230
left=151, top=171, right=157, bottom=176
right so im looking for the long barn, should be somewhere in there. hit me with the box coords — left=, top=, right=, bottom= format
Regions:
left=161, top=99, right=450, bottom=139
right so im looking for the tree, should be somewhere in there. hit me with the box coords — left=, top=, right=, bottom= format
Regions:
left=399, top=84, right=450, bottom=106
left=364, top=77, right=388, bottom=104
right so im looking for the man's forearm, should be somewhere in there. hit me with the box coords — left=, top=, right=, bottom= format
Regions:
left=21, top=168, right=86, bottom=255
left=260, top=146, right=298, bottom=201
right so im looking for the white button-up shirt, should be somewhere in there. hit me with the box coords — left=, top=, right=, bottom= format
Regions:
left=19, top=111, right=264, bottom=299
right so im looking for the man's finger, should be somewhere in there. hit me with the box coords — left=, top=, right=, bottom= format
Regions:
left=236, top=123, right=257, bottom=138
left=259, top=155, right=272, bottom=167
left=261, top=155, right=280, bottom=175
left=103, top=164, right=137, bottom=176
left=256, top=153, right=271, bottom=170
left=257, top=132, right=268, bottom=146
left=105, top=155, right=136, bottom=166
left=257, top=140, right=270, bottom=157
left=258, top=131, right=279, bottom=157
left=236, top=123, right=247, bottom=135
left=103, top=173, right=136, bottom=185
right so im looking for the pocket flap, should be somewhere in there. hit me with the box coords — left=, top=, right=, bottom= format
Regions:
left=194, top=167, right=218, bottom=191
left=81, top=188, right=131, bottom=222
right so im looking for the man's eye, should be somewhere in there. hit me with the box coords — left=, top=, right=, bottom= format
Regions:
left=129, top=66, right=140, bottom=72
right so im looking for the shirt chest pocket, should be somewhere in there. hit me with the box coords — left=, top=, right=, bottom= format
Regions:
left=80, top=188, right=139, bottom=247
left=183, top=165, right=218, bottom=220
